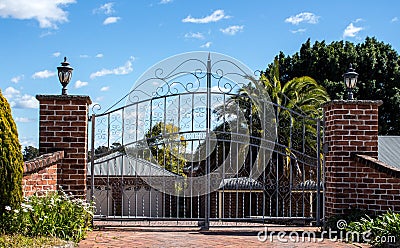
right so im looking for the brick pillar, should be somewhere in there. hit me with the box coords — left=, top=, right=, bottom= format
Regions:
left=323, top=100, right=382, bottom=217
left=36, top=95, right=92, bottom=197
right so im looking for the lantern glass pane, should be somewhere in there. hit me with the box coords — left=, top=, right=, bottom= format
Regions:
left=344, top=77, right=350, bottom=88
left=350, top=77, right=357, bottom=88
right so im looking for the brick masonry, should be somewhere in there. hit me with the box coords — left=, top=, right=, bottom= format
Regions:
left=22, top=151, right=64, bottom=197
left=323, top=100, right=400, bottom=217
left=352, top=154, right=400, bottom=213
left=36, top=95, right=91, bottom=197
left=30, top=95, right=399, bottom=219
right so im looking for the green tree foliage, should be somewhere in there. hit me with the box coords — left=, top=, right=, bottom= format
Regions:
left=145, top=122, right=187, bottom=176
left=262, top=60, right=330, bottom=176
left=211, top=66, right=329, bottom=177
left=0, top=89, right=24, bottom=214
left=262, top=59, right=330, bottom=152
left=22, top=146, right=39, bottom=161
left=88, top=142, right=124, bottom=160
left=265, top=37, right=400, bottom=135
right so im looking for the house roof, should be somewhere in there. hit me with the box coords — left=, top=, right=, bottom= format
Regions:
left=378, top=136, right=400, bottom=169
left=219, top=177, right=263, bottom=190
left=87, top=152, right=178, bottom=177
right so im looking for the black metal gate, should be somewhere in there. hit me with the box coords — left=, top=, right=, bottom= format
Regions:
left=88, top=52, right=324, bottom=228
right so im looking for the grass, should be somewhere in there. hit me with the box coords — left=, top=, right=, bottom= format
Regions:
left=0, top=234, right=70, bottom=248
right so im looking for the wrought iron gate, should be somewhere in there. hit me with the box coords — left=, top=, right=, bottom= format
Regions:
left=88, top=52, right=324, bottom=228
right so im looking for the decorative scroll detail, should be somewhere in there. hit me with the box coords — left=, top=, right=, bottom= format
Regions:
left=88, top=52, right=323, bottom=225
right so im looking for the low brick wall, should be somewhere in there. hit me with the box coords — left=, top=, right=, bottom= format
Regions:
left=22, top=151, right=64, bottom=197
left=351, top=154, right=400, bottom=214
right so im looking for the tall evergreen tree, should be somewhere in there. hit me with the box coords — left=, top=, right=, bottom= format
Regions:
left=0, top=89, right=24, bottom=214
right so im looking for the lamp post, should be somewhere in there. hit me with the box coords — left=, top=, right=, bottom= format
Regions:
left=343, top=63, right=358, bottom=100
left=57, top=57, right=73, bottom=95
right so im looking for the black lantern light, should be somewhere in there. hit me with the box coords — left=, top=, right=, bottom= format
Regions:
left=343, top=63, right=358, bottom=100
left=57, top=57, right=73, bottom=95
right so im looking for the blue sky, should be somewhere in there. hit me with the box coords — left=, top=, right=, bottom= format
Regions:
left=1, top=0, right=399, bottom=148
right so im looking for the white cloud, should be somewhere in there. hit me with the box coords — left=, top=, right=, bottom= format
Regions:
left=343, top=23, right=363, bottom=38
left=391, top=17, right=398, bottom=23
left=285, top=12, right=319, bottom=25
left=94, top=2, right=115, bottom=15
left=3, top=87, right=38, bottom=109
left=184, top=32, right=204, bottom=39
left=90, top=56, right=135, bottom=79
left=15, top=117, right=34, bottom=123
left=290, top=28, right=306, bottom=34
left=53, top=52, right=61, bottom=57
left=182, top=10, right=230, bottom=24
left=220, top=25, right=243, bottom=35
left=211, top=86, right=230, bottom=93
left=40, top=30, right=55, bottom=38
left=17, top=95, right=38, bottom=108
left=0, top=0, right=76, bottom=29
left=32, top=70, right=56, bottom=79
left=96, top=53, right=104, bottom=58
left=159, top=0, right=173, bottom=4
left=74, top=80, right=88, bottom=88
left=19, top=136, right=37, bottom=148
left=103, top=16, right=120, bottom=25
left=4, top=86, right=20, bottom=98
left=80, top=54, right=89, bottom=58
left=11, top=75, right=24, bottom=83
left=201, top=42, right=212, bottom=48
left=100, top=86, right=110, bottom=91
left=354, top=18, right=364, bottom=23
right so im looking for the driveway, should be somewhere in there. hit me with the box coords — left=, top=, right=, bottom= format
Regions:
left=79, top=224, right=371, bottom=248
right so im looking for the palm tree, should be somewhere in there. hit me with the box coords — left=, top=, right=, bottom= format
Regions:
left=212, top=59, right=330, bottom=178
left=262, top=59, right=330, bottom=177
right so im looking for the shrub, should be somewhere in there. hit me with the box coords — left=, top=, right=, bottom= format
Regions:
left=347, top=210, right=400, bottom=247
left=1, top=190, right=94, bottom=243
left=0, top=89, right=24, bottom=214
left=325, top=208, right=369, bottom=232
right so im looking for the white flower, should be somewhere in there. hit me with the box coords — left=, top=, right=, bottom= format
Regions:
left=13, top=209, right=19, bottom=214
left=5, top=206, right=11, bottom=211
left=21, top=203, right=33, bottom=209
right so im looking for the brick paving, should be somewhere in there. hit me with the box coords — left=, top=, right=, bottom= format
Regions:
left=79, top=225, right=371, bottom=248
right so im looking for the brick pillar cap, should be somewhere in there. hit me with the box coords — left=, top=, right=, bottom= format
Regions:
left=36, top=95, right=92, bottom=104
left=323, top=99, right=383, bottom=108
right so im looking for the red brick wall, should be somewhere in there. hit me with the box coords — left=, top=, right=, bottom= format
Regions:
left=36, top=95, right=91, bottom=197
left=22, top=151, right=64, bottom=197
left=352, top=155, right=400, bottom=213
left=323, top=100, right=393, bottom=217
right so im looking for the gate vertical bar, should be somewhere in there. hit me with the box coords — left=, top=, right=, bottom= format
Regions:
left=316, top=118, right=321, bottom=226
left=204, top=53, right=211, bottom=230
left=90, top=114, right=96, bottom=204
left=322, top=112, right=326, bottom=225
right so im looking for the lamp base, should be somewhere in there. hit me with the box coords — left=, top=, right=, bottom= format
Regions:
left=62, top=88, right=68, bottom=95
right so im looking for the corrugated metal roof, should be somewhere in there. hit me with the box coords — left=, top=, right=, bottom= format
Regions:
left=87, top=152, right=178, bottom=177
left=219, top=177, right=263, bottom=190
left=378, top=136, right=400, bottom=169
left=293, top=180, right=322, bottom=190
